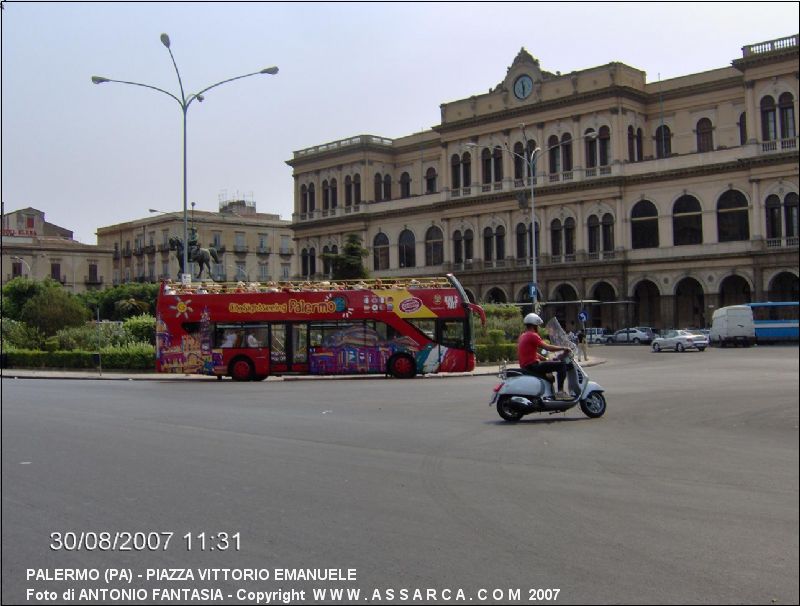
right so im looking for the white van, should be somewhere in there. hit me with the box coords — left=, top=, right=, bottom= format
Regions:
left=709, top=305, right=755, bottom=347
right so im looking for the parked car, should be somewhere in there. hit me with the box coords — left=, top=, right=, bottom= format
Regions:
left=585, top=328, right=610, bottom=344
left=635, top=326, right=658, bottom=339
left=606, top=328, right=653, bottom=344
left=651, top=329, right=709, bottom=352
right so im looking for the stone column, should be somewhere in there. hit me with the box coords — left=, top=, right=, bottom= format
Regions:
left=750, top=178, right=763, bottom=240
left=744, top=81, right=758, bottom=144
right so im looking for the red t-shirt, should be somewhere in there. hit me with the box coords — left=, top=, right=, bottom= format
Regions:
left=518, top=330, right=545, bottom=367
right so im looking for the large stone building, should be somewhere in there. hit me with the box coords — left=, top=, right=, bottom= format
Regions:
left=96, top=198, right=295, bottom=284
left=286, top=35, right=799, bottom=331
left=1, top=207, right=113, bottom=294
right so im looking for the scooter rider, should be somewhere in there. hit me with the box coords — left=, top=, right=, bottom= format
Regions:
left=517, top=313, right=573, bottom=400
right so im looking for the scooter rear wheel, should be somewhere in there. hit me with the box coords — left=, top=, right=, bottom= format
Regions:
left=496, top=396, right=523, bottom=423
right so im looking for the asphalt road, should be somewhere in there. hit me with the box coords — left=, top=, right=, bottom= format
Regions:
left=2, top=345, right=798, bottom=605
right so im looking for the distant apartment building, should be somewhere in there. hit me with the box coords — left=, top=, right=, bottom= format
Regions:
left=1, top=207, right=113, bottom=294
left=287, top=35, right=799, bottom=330
left=96, top=198, right=296, bottom=284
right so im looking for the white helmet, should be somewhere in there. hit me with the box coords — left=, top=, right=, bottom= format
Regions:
left=523, top=313, right=543, bottom=326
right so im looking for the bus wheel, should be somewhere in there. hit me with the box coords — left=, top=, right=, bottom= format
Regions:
left=388, top=354, right=416, bottom=379
left=230, top=357, right=254, bottom=381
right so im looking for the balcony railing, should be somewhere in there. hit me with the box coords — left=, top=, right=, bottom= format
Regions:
left=233, top=245, right=249, bottom=253
left=766, top=236, right=799, bottom=248
left=256, top=246, right=271, bottom=255
left=742, top=35, right=798, bottom=57
left=84, top=275, right=103, bottom=285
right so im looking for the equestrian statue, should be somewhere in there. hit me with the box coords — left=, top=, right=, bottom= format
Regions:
left=169, top=231, right=220, bottom=280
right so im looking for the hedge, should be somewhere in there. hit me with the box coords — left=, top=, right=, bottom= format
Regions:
left=5, top=344, right=156, bottom=370
left=475, top=343, right=517, bottom=364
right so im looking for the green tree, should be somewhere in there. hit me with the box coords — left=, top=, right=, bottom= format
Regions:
left=1, top=276, right=61, bottom=320
left=123, top=314, right=156, bottom=345
left=323, top=234, right=369, bottom=280
left=19, top=287, right=90, bottom=336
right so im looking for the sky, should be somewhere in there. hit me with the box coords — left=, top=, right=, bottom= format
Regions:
left=2, top=2, right=798, bottom=244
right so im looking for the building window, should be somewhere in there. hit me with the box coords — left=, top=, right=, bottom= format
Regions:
left=495, top=225, right=505, bottom=261
left=330, top=179, right=338, bottom=208
left=602, top=213, right=615, bottom=252
left=425, top=167, right=437, bottom=194
left=481, top=149, right=492, bottom=184
left=259, top=262, right=269, bottom=281
left=779, top=93, right=796, bottom=139
left=300, top=185, right=308, bottom=214
left=564, top=218, right=575, bottom=255
left=12, top=261, right=22, bottom=277
left=162, top=260, right=169, bottom=278
left=400, top=173, right=411, bottom=198
left=766, top=195, right=782, bottom=239
left=383, top=174, right=392, bottom=201
left=587, top=215, right=600, bottom=253
left=739, top=112, right=747, bottom=145
left=483, top=227, right=494, bottom=261
left=550, top=219, right=562, bottom=256
left=587, top=129, right=598, bottom=168
left=322, top=245, right=331, bottom=275
left=717, top=190, right=749, bottom=242
left=280, top=235, right=291, bottom=254
left=655, top=125, right=671, bottom=158
left=673, top=195, right=703, bottom=245
left=353, top=174, right=361, bottom=205
left=548, top=135, right=560, bottom=174
left=785, top=192, right=799, bottom=238
left=631, top=200, right=659, bottom=249
left=308, top=248, right=316, bottom=276
left=258, top=233, right=268, bottom=250
left=235, top=232, right=246, bottom=250
left=463, top=229, right=474, bottom=261
left=627, top=127, right=635, bottom=162
left=461, top=152, right=472, bottom=186
left=281, top=264, right=290, bottom=280
left=301, top=248, right=308, bottom=277
left=425, top=226, right=443, bottom=266
left=761, top=96, right=777, bottom=141
left=561, top=134, right=573, bottom=172
left=513, top=142, right=526, bottom=179
left=322, top=180, right=330, bottom=210
left=374, top=173, right=383, bottom=202
left=451, top=154, right=461, bottom=189
left=235, top=261, right=247, bottom=281
left=51, top=262, right=61, bottom=281
left=398, top=229, right=415, bottom=268
left=307, top=184, right=316, bottom=212
left=492, top=147, right=503, bottom=183
left=373, top=233, right=389, bottom=271
left=345, top=176, right=352, bottom=206
left=453, top=230, right=463, bottom=264
left=516, top=223, right=528, bottom=259
left=212, top=231, right=222, bottom=248
left=598, top=126, right=610, bottom=166
left=696, top=118, right=713, bottom=153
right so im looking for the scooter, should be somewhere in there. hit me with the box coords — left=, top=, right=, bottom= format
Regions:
left=490, top=351, right=607, bottom=422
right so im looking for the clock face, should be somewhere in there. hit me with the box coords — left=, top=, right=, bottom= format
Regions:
left=514, top=75, right=533, bottom=100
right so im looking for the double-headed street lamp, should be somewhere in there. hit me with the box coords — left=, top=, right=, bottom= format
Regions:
left=92, top=33, right=278, bottom=283
left=467, top=126, right=597, bottom=311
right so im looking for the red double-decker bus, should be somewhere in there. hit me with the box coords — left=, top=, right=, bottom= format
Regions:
left=155, top=274, right=485, bottom=380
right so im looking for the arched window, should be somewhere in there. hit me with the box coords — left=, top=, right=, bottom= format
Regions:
left=461, top=152, right=472, bottom=187
left=655, top=125, right=671, bottom=158
left=739, top=112, right=747, bottom=146
left=425, top=226, right=443, bottom=266
left=598, top=126, right=611, bottom=166
left=766, top=194, right=782, bottom=239
left=425, top=167, right=437, bottom=194
left=785, top=192, right=799, bottom=238
left=587, top=215, right=600, bottom=253
left=481, top=149, right=492, bottom=184
left=627, top=126, right=635, bottom=162
left=383, top=174, right=392, bottom=201
left=483, top=226, right=494, bottom=261
left=453, top=230, right=463, bottom=264
left=548, top=135, right=560, bottom=174
left=631, top=200, right=659, bottom=249
left=451, top=155, right=461, bottom=189
left=636, top=128, right=643, bottom=161
left=398, top=229, right=415, bottom=268
left=526, top=140, right=537, bottom=177
left=374, top=173, right=383, bottom=202
left=516, top=223, right=528, bottom=258
left=717, top=190, right=749, bottom=242
left=463, top=229, right=474, bottom=261
left=308, top=183, right=316, bottom=212
left=301, top=248, right=308, bottom=276
left=561, top=134, right=573, bottom=172
left=696, top=118, right=713, bottom=153
left=309, top=247, right=316, bottom=276
left=345, top=176, right=352, bottom=206
left=492, top=146, right=503, bottom=182
left=373, top=232, right=389, bottom=271
left=779, top=92, right=796, bottom=139
left=495, top=225, right=505, bottom=261
left=586, top=129, right=598, bottom=168
left=550, top=219, right=562, bottom=256
left=353, top=174, right=361, bottom=205
left=400, top=173, right=411, bottom=198
left=300, top=185, right=308, bottom=214
left=564, top=218, right=575, bottom=256
left=330, top=179, right=338, bottom=208
left=322, top=180, right=330, bottom=211
left=602, top=213, right=615, bottom=252
left=761, top=96, right=777, bottom=141
left=673, top=195, right=703, bottom=245
left=514, top=142, right=525, bottom=179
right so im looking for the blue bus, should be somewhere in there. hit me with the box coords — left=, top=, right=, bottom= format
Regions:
left=747, top=302, right=799, bottom=343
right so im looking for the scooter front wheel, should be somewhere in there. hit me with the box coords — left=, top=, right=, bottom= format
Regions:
left=496, top=396, right=523, bottom=423
left=580, top=392, right=606, bottom=418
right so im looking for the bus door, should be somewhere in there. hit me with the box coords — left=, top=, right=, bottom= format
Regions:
left=269, top=323, right=309, bottom=374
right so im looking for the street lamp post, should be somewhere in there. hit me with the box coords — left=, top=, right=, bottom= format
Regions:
left=92, top=34, right=278, bottom=284
left=468, top=126, right=597, bottom=311
left=10, top=255, right=32, bottom=277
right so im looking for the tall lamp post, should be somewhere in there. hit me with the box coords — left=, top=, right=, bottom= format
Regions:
left=92, top=33, right=278, bottom=284
left=468, top=126, right=597, bottom=312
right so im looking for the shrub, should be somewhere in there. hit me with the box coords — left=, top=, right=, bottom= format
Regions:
left=19, top=287, right=89, bottom=336
left=0, top=318, right=45, bottom=350
left=123, top=314, right=156, bottom=345
left=54, top=322, right=128, bottom=351
left=6, top=343, right=155, bottom=370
